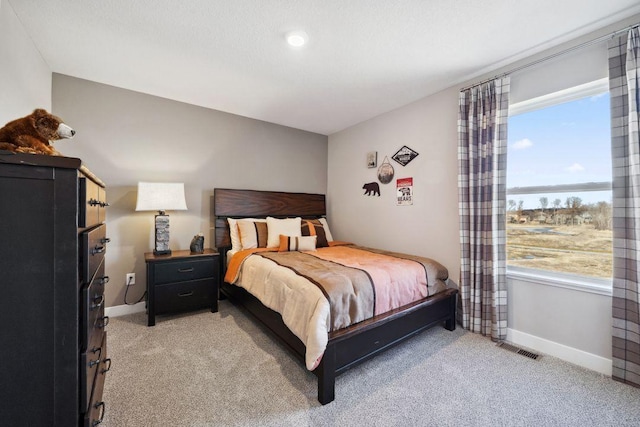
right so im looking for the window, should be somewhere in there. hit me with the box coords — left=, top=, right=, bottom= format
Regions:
left=506, top=79, right=612, bottom=282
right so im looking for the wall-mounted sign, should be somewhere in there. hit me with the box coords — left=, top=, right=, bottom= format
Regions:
left=367, top=151, right=377, bottom=168
left=378, top=156, right=394, bottom=184
left=392, top=146, right=419, bottom=166
left=396, top=177, right=413, bottom=206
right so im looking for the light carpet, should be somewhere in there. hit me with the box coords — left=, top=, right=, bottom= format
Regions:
left=101, top=300, right=640, bottom=426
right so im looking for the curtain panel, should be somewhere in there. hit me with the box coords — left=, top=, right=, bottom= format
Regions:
left=609, top=26, right=640, bottom=388
left=457, top=77, right=510, bottom=340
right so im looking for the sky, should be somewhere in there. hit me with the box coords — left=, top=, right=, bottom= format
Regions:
left=507, top=91, right=611, bottom=210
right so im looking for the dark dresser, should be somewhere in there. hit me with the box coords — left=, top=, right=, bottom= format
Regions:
left=0, top=152, right=110, bottom=426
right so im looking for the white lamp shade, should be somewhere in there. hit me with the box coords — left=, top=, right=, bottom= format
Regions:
left=135, top=182, right=188, bottom=212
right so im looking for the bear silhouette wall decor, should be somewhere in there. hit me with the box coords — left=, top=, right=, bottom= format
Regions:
left=362, top=182, right=380, bottom=196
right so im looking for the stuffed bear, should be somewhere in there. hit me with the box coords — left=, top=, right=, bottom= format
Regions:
left=0, top=108, right=75, bottom=156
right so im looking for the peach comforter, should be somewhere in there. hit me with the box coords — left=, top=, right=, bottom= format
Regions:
left=224, top=243, right=448, bottom=370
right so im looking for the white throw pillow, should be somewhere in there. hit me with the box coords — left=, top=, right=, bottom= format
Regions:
left=318, top=217, right=334, bottom=242
left=266, top=216, right=301, bottom=248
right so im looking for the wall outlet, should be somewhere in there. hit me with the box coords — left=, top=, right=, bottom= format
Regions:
left=126, top=273, right=135, bottom=286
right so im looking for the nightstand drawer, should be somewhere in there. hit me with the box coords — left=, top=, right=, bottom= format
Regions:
left=155, top=278, right=214, bottom=314
left=154, top=258, right=215, bottom=285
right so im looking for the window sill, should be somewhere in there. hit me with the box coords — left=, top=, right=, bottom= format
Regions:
left=507, top=267, right=612, bottom=296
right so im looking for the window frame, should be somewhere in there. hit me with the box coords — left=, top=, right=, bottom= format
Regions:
left=506, top=78, right=612, bottom=295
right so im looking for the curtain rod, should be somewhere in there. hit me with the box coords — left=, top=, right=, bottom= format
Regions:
left=460, top=22, right=639, bottom=91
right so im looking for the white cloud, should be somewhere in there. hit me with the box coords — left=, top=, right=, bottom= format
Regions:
left=512, top=138, right=533, bottom=150
left=566, top=163, right=585, bottom=173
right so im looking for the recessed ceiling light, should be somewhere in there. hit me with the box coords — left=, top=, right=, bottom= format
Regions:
left=286, top=30, right=308, bottom=47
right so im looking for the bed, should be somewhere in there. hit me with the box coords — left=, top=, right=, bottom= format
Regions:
left=214, top=188, right=457, bottom=404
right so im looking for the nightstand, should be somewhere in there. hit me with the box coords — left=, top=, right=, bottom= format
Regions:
left=145, top=249, right=220, bottom=326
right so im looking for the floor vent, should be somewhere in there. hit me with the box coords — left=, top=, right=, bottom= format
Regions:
left=496, top=341, right=541, bottom=360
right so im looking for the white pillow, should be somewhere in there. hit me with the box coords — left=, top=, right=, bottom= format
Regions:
left=318, top=218, right=334, bottom=242
left=266, top=217, right=301, bottom=248
left=227, top=218, right=266, bottom=252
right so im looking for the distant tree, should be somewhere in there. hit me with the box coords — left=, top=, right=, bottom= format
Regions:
left=591, top=201, right=612, bottom=230
left=508, top=199, right=516, bottom=211
left=553, top=198, right=562, bottom=213
left=539, top=197, right=548, bottom=214
left=565, top=196, right=585, bottom=225
left=517, top=200, right=524, bottom=221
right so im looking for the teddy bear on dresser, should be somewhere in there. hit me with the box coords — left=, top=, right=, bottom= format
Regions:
left=0, top=108, right=75, bottom=156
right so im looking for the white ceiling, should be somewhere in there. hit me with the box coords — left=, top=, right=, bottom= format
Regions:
left=8, top=0, right=640, bottom=135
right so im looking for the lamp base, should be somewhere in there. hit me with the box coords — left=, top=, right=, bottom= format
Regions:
left=154, top=212, right=171, bottom=255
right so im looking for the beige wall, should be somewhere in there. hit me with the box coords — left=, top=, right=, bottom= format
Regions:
left=0, top=0, right=51, bottom=122
left=327, top=14, right=640, bottom=370
left=327, top=88, right=460, bottom=284
left=52, top=74, right=328, bottom=308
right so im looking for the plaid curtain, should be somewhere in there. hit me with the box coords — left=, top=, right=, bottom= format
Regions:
left=610, top=26, right=640, bottom=388
left=457, top=77, right=510, bottom=340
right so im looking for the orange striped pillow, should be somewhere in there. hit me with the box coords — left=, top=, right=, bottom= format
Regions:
left=301, top=219, right=329, bottom=248
left=237, top=220, right=268, bottom=249
left=278, top=235, right=317, bottom=252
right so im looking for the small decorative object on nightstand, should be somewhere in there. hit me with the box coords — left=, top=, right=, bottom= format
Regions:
left=145, top=248, right=220, bottom=326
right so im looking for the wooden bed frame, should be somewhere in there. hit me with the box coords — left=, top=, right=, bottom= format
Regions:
left=213, top=188, right=458, bottom=405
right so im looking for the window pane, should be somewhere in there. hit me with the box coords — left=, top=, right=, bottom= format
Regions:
left=507, top=92, right=612, bottom=279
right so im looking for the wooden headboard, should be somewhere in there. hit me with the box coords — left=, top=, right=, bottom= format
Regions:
left=213, top=188, right=326, bottom=250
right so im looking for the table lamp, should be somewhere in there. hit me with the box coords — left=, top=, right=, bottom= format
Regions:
left=135, top=182, right=187, bottom=255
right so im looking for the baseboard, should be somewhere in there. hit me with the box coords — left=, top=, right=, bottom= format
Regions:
left=507, top=328, right=612, bottom=376
left=105, top=302, right=146, bottom=317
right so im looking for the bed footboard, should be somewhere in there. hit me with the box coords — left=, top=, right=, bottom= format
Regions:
left=222, top=282, right=457, bottom=405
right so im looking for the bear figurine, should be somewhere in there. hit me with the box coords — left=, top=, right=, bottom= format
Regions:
left=0, top=108, right=75, bottom=156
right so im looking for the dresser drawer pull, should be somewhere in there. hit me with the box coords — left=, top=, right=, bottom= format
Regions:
left=99, top=276, right=110, bottom=285
left=101, top=358, right=112, bottom=374
left=92, top=401, right=105, bottom=426
left=88, top=198, right=101, bottom=206
left=100, top=237, right=111, bottom=244
left=91, top=245, right=105, bottom=255
left=99, top=201, right=110, bottom=208
left=97, top=316, right=110, bottom=328
left=89, top=357, right=101, bottom=368
left=178, top=291, right=194, bottom=297
left=91, top=295, right=104, bottom=310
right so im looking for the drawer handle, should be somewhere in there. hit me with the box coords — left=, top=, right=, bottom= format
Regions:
left=91, top=245, right=105, bottom=255
left=91, top=295, right=104, bottom=310
left=178, top=291, right=194, bottom=297
left=178, top=267, right=194, bottom=273
left=97, top=316, right=110, bottom=328
left=101, top=358, right=112, bottom=374
left=100, top=237, right=111, bottom=244
left=99, top=201, right=110, bottom=208
left=92, top=401, right=105, bottom=426
left=88, top=198, right=100, bottom=206
left=89, top=357, right=101, bottom=368
left=99, top=276, right=110, bottom=285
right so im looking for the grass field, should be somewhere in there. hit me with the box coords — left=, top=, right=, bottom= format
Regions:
left=507, top=224, right=612, bottom=278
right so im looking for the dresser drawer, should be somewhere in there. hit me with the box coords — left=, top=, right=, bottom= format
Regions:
left=80, top=332, right=105, bottom=414
left=155, top=278, right=214, bottom=314
left=84, top=333, right=110, bottom=426
left=79, top=177, right=107, bottom=228
left=81, top=224, right=107, bottom=283
left=154, top=258, right=215, bottom=285
left=81, top=260, right=109, bottom=352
